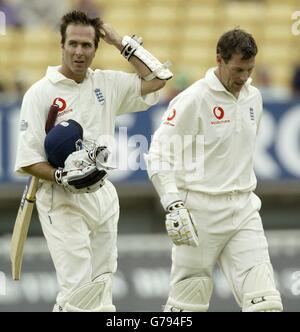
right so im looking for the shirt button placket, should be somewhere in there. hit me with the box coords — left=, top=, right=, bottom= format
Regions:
left=235, top=104, right=242, bottom=133
left=79, top=84, right=88, bottom=125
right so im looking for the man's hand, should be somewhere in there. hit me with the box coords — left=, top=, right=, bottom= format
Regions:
left=100, top=23, right=122, bottom=48
left=88, top=146, right=111, bottom=170
left=65, top=145, right=111, bottom=171
left=54, top=149, right=108, bottom=194
left=165, top=201, right=199, bottom=247
left=54, top=165, right=107, bottom=194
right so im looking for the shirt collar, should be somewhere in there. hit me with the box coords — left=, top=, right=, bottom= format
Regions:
left=46, top=66, right=93, bottom=84
left=205, top=67, right=252, bottom=96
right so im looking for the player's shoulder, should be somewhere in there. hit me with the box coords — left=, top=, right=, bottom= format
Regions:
left=172, top=79, right=207, bottom=103
left=248, top=84, right=262, bottom=99
left=93, top=68, right=135, bottom=80
left=23, top=76, right=49, bottom=100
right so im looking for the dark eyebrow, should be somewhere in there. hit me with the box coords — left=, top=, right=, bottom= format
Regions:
left=232, top=65, right=255, bottom=70
left=67, top=40, right=93, bottom=46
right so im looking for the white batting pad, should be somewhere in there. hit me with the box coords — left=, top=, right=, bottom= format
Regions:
left=64, top=274, right=116, bottom=312
left=242, top=289, right=283, bottom=312
left=164, top=277, right=213, bottom=312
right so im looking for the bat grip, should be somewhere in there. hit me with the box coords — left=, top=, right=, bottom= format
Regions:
left=45, top=104, right=59, bottom=134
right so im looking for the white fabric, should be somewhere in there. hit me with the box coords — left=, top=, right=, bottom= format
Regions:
left=169, top=190, right=280, bottom=308
left=15, top=66, right=159, bottom=175
left=241, top=263, right=283, bottom=311
left=164, top=277, right=213, bottom=312
left=144, top=157, right=179, bottom=200
left=36, top=180, right=119, bottom=308
left=146, top=67, right=263, bottom=194
left=160, top=193, right=181, bottom=210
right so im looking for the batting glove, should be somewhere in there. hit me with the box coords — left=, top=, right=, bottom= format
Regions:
left=54, top=166, right=107, bottom=194
left=54, top=149, right=108, bottom=194
left=87, top=146, right=111, bottom=170
left=165, top=200, right=199, bottom=247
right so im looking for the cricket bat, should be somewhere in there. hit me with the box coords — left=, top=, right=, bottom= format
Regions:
left=11, top=104, right=59, bottom=280
left=11, top=176, right=39, bottom=280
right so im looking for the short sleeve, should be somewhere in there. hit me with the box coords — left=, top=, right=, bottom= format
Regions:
left=103, top=70, right=159, bottom=115
left=14, top=87, right=48, bottom=175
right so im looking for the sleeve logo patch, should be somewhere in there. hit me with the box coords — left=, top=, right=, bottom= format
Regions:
left=20, top=120, right=28, bottom=131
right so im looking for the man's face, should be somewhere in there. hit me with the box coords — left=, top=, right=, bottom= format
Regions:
left=61, top=24, right=96, bottom=81
left=217, top=53, right=255, bottom=96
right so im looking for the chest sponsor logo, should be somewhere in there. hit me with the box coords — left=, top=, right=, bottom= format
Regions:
left=95, top=88, right=105, bottom=104
left=211, top=106, right=230, bottom=125
left=163, top=109, right=176, bottom=126
left=213, top=106, right=224, bottom=120
left=53, top=97, right=73, bottom=117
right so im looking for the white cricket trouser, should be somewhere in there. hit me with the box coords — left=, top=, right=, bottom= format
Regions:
left=171, top=190, right=278, bottom=307
left=36, top=180, right=119, bottom=308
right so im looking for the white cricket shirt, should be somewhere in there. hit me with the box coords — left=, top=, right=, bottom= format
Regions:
left=15, top=66, right=159, bottom=175
left=147, top=67, right=263, bottom=194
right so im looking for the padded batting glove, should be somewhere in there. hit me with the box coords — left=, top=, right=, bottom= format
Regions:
left=54, top=149, right=108, bottom=194
left=54, top=166, right=107, bottom=194
left=165, top=200, right=199, bottom=247
left=87, top=146, right=111, bottom=170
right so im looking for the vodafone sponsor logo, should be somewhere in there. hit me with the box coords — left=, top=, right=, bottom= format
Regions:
left=213, top=106, right=224, bottom=120
left=53, top=97, right=66, bottom=111
left=163, top=109, right=176, bottom=126
left=53, top=97, right=73, bottom=117
left=211, top=106, right=230, bottom=125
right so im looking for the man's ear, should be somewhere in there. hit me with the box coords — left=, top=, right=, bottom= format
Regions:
left=216, top=54, right=222, bottom=66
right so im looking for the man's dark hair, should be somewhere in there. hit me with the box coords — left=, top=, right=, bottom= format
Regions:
left=216, top=28, right=258, bottom=63
left=60, top=11, right=103, bottom=49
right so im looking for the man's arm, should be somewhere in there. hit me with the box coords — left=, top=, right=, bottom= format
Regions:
left=100, top=23, right=168, bottom=96
left=22, top=162, right=56, bottom=182
left=144, top=94, right=201, bottom=247
left=23, top=148, right=109, bottom=194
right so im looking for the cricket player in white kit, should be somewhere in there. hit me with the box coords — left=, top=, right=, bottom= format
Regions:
left=14, top=11, right=172, bottom=311
left=145, top=28, right=283, bottom=312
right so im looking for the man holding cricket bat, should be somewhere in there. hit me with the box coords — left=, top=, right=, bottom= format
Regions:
left=14, top=10, right=171, bottom=312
